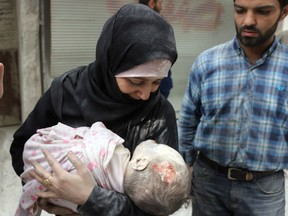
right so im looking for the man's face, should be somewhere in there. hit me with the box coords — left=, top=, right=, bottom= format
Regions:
left=234, top=0, right=283, bottom=48
left=153, top=0, right=163, bottom=13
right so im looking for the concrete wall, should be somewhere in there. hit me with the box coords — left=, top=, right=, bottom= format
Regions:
left=0, top=1, right=42, bottom=124
left=16, top=0, right=42, bottom=121
left=283, top=17, right=288, bottom=30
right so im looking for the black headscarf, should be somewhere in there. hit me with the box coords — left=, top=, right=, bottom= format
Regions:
left=50, top=3, right=177, bottom=131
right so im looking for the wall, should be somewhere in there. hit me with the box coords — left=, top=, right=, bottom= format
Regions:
left=16, top=0, right=42, bottom=121
left=0, top=0, right=21, bottom=126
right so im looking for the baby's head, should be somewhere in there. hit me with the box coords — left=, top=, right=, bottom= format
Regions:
left=124, top=140, right=191, bottom=216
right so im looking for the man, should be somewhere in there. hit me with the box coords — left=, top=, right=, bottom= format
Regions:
left=139, top=0, right=163, bottom=13
left=139, top=0, right=173, bottom=98
left=178, top=0, right=288, bottom=215
left=0, top=63, right=4, bottom=99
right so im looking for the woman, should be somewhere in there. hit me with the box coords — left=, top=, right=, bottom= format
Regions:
left=10, top=3, right=178, bottom=216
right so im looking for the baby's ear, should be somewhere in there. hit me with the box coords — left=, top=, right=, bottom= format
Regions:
left=130, top=157, right=149, bottom=171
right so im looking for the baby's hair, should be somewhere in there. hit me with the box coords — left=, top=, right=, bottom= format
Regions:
left=124, top=152, right=191, bottom=215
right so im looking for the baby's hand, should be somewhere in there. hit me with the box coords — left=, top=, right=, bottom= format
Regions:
left=37, top=198, right=78, bottom=215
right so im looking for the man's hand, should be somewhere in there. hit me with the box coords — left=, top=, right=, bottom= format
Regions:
left=0, top=63, right=4, bottom=99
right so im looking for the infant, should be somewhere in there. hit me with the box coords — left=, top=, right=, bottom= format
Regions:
left=15, top=122, right=190, bottom=216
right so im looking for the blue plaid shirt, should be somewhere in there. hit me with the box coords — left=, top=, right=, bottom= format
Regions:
left=178, top=35, right=288, bottom=171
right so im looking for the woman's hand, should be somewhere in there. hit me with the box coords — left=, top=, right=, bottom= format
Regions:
left=30, top=149, right=96, bottom=205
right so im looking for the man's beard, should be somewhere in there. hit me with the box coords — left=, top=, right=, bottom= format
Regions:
left=153, top=6, right=161, bottom=13
left=235, top=17, right=280, bottom=47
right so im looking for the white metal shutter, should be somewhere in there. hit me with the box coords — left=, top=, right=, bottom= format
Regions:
left=50, top=0, right=132, bottom=77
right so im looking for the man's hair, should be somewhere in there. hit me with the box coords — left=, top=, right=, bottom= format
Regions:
left=123, top=155, right=191, bottom=216
left=233, top=0, right=288, bottom=9
left=280, top=0, right=288, bottom=8
left=139, top=0, right=157, bottom=5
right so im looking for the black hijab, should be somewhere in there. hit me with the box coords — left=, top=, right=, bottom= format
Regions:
left=50, top=3, right=177, bottom=131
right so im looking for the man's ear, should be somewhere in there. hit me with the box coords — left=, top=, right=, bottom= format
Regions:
left=130, top=157, right=149, bottom=171
left=281, top=5, right=288, bottom=20
left=148, top=0, right=155, bottom=9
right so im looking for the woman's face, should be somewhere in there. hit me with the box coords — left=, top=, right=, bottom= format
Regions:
left=115, top=59, right=171, bottom=100
left=116, top=77, right=162, bottom=100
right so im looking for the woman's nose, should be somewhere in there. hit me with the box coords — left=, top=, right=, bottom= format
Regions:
left=137, top=87, right=151, bottom=100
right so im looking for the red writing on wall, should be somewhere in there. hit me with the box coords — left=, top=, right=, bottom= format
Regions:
left=106, top=0, right=224, bottom=32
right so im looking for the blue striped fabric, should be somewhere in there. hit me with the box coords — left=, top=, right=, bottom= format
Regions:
left=178, top=36, right=288, bottom=171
